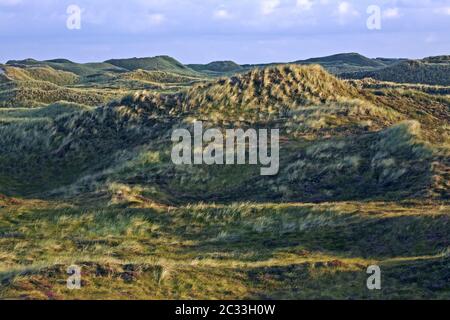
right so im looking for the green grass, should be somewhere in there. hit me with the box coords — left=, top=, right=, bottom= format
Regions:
left=105, top=56, right=199, bottom=76
left=0, top=200, right=448, bottom=299
left=0, top=80, right=126, bottom=108
left=0, top=61, right=449, bottom=299
left=0, top=65, right=79, bottom=86
left=0, top=102, right=91, bottom=119
left=343, top=59, right=450, bottom=86
left=188, top=61, right=244, bottom=76
left=6, top=58, right=126, bottom=77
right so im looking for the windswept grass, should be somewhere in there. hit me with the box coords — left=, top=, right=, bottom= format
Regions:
left=0, top=199, right=448, bottom=299
left=1, top=66, right=79, bottom=86
left=0, top=61, right=448, bottom=300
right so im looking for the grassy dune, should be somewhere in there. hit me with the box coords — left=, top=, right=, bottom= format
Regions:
left=342, top=59, right=450, bottom=86
left=0, top=62, right=449, bottom=299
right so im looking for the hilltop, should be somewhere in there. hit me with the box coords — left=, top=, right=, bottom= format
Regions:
left=297, top=52, right=386, bottom=67
left=6, top=55, right=201, bottom=78
left=0, top=65, right=79, bottom=85
left=294, top=52, right=389, bottom=74
left=0, top=56, right=207, bottom=108
left=6, top=58, right=126, bottom=77
left=189, top=53, right=450, bottom=87
left=6, top=53, right=450, bottom=86
left=342, top=57, right=450, bottom=85
left=0, top=64, right=124, bottom=108
left=105, top=56, right=199, bottom=76
left=183, top=64, right=361, bottom=122
left=190, top=53, right=390, bottom=76
left=188, top=61, right=243, bottom=75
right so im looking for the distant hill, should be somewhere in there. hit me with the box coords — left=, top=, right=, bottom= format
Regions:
left=4, top=53, right=424, bottom=81
left=188, top=61, right=243, bottom=75
left=422, top=55, right=450, bottom=63
left=0, top=65, right=79, bottom=86
left=6, top=58, right=126, bottom=77
left=0, top=63, right=122, bottom=107
left=293, top=53, right=394, bottom=74
left=224, top=53, right=401, bottom=76
left=297, top=52, right=385, bottom=68
left=342, top=58, right=450, bottom=85
left=105, top=55, right=199, bottom=76
left=374, top=57, right=407, bottom=65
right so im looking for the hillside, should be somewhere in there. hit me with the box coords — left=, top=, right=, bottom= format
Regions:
left=193, top=54, right=413, bottom=79
left=0, top=78, right=125, bottom=108
left=0, top=58, right=206, bottom=108
left=298, top=53, right=385, bottom=67
left=183, top=64, right=364, bottom=123
left=6, top=58, right=126, bottom=77
left=423, top=55, right=450, bottom=63
left=0, top=65, right=79, bottom=85
left=0, top=64, right=447, bottom=200
left=238, top=53, right=395, bottom=76
left=6, top=57, right=200, bottom=78
left=105, top=56, right=199, bottom=76
left=294, top=52, right=388, bottom=74
left=119, top=70, right=200, bottom=83
left=0, top=56, right=449, bottom=300
left=342, top=58, right=450, bottom=85
left=188, top=61, right=244, bottom=75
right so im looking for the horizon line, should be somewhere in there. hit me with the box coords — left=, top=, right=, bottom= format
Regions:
left=2, top=51, right=446, bottom=66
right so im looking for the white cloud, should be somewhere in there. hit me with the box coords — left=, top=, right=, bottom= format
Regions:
left=213, top=8, right=232, bottom=20
left=337, top=2, right=358, bottom=16
left=335, top=1, right=359, bottom=24
left=261, top=0, right=280, bottom=15
left=433, top=6, right=450, bottom=16
left=334, top=1, right=359, bottom=24
left=383, top=8, right=400, bottom=19
left=147, top=13, right=165, bottom=25
left=297, top=0, right=314, bottom=11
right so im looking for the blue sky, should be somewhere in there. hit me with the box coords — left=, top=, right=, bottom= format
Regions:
left=0, top=0, right=449, bottom=63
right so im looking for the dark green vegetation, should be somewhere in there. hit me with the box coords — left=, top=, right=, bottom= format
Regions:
left=193, top=52, right=401, bottom=75
left=105, top=55, right=200, bottom=76
left=188, top=61, right=244, bottom=76
left=0, top=54, right=449, bottom=299
left=1, top=200, right=449, bottom=299
left=293, top=52, right=391, bottom=74
left=192, top=53, right=450, bottom=86
left=6, top=58, right=126, bottom=77
left=343, top=58, right=450, bottom=86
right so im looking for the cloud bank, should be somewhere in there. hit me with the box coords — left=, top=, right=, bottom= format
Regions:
left=0, top=0, right=449, bottom=63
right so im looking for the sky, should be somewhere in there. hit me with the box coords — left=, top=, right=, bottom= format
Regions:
left=0, top=0, right=449, bottom=64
